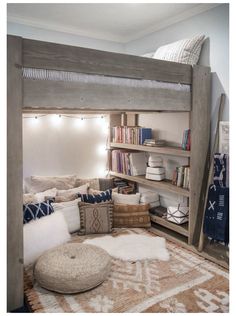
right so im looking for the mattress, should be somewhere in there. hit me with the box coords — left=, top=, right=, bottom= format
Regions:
left=23, top=68, right=191, bottom=92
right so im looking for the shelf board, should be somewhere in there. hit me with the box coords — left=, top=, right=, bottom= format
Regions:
left=149, top=224, right=229, bottom=269
left=150, top=207, right=189, bottom=237
left=110, top=142, right=191, bottom=157
left=109, top=171, right=190, bottom=197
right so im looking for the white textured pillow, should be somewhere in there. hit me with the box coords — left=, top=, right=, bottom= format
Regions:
left=27, top=175, right=77, bottom=193
left=57, top=183, right=89, bottom=196
left=153, top=35, right=205, bottom=65
left=34, top=188, right=57, bottom=203
left=23, top=211, right=70, bottom=266
left=23, top=188, right=57, bottom=204
left=51, top=198, right=81, bottom=233
left=112, top=192, right=141, bottom=205
left=140, top=191, right=160, bottom=204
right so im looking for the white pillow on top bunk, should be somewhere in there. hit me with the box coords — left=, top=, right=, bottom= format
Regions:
left=153, top=35, right=205, bottom=65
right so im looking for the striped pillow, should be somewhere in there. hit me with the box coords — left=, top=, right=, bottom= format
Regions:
left=153, top=35, right=205, bottom=65
left=113, top=203, right=151, bottom=228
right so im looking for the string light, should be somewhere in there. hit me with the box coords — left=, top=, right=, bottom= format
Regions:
left=23, top=114, right=107, bottom=121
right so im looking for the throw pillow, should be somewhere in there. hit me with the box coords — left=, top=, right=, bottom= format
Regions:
left=112, top=192, right=140, bottom=205
left=75, top=177, right=100, bottom=190
left=23, top=200, right=54, bottom=224
left=153, top=35, right=205, bottom=65
left=78, top=201, right=113, bottom=235
left=23, top=211, right=70, bottom=265
left=88, top=187, right=118, bottom=195
left=78, top=189, right=112, bottom=204
left=23, top=188, right=57, bottom=204
left=27, top=175, right=77, bottom=193
left=113, top=203, right=151, bottom=228
left=34, top=188, right=57, bottom=203
left=57, top=183, right=89, bottom=196
left=51, top=198, right=81, bottom=233
left=23, top=193, right=38, bottom=205
left=46, top=193, right=78, bottom=203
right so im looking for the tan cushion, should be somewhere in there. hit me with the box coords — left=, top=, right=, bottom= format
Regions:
left=47, top=194, right=78, bottom=203
left=112, top=192, right=140, bottom=205
left=75, top=178, right=100, bottom=190
left=23, top=188, right=57, bottom=204
left=113, top=203, right=151, bottom=228
left=57, top=184, right=89, bottom=196
left=27, top=175, right=77, bottom=193
left=79, top=201, right=113, bottom=235
left=23, top=193, right=38, bottom=204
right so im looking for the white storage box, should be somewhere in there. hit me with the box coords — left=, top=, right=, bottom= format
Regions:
left=167, top=206, right=189, bottom=224
left=146, top=167, right=165, bottom=175
left=148, top=154, right=163, bottom=168
left=146, top=173, right=165, bottom=181
left=146, top=166, right=165, bottom=181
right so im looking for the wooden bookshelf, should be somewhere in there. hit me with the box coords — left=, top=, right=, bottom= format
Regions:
left=110, top=142, right=191, bottom=157
left=109, top=171, right=190, bottom=197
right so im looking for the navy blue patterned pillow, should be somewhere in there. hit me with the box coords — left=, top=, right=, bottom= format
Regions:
left=78, top=189, right=112, bottom=204
left=23, top=200, right=54, bottom=224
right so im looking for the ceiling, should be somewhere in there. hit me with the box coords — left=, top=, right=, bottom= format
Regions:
left=7, top=3, right=219, bottom=43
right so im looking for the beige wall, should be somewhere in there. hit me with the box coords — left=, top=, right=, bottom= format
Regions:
left=23, top=114, right=109, bottom=180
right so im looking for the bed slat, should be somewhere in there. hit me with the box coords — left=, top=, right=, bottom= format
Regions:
left=23, top=78, right=191, bottom=111
left=23, top=39, right=192, bottom=85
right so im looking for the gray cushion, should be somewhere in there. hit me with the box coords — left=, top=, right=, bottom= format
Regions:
left=34, top=243, right=111, bottom=294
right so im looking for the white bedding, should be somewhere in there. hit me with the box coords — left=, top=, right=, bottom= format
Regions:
left=23, top=67, right=190, bottom=92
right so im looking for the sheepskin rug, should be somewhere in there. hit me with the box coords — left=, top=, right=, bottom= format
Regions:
left=83, top=234, right=170, bottom=261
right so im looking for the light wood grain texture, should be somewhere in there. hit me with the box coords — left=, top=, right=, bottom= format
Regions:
left=7, top=35, right=24, bottom=311
left=23, top=38, right=192, bottom=84
left=109, top=114, right=122, bottom=171
left=23, top=78, right=191, bottom=111
left=189, top=65, right=211, bottom=245
left=110, top=142, right=191, bottom=157
left=150, top=208, right=189, bottom=237
left=109, top=172, right=190, bottom=196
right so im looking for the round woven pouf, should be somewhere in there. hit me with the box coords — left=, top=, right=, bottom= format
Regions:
left=34, top=243, right=111, bottom=294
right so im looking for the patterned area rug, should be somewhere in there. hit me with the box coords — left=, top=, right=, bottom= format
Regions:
left=24, top=228, right=229, bottom=313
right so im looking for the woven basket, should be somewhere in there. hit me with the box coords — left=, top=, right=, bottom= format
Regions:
left=34, top=243, right=111, bottom=294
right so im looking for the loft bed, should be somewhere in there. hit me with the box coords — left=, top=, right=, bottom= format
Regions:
left=7, top=35, right=211, bottom=311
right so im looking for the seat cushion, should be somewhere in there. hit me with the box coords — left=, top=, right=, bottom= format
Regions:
left=34, top=243, right=111, bottom=294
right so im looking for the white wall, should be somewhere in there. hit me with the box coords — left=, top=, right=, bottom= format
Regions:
left=7, top=22, right=124, bottom=53
left=125, top=4, right=229, bottom=132
left=23, top=114, right=109, bottom=179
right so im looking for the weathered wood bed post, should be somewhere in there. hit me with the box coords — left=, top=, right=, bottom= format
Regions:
left=189, top=65, right=211, bottom=245
left=7, top=35, right=24, bottom=311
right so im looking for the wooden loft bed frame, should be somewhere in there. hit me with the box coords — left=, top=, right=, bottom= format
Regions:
left=7, top=35, right=211, bottom=311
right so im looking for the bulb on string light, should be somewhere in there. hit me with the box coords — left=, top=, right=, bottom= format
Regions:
left=97, top=144, right=107, bottom=156
left=74, top=116, right=85, bottom=128
left=51, top=114, right=62, bottom=126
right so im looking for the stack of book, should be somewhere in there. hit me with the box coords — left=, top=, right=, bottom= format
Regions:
left=112, top=126, right=152, bottom=145
left=182, top=129, right=191, bottom=150
left=113, top=178, right=136, bottom=194
left=111, top=150, right=147, bottom=176
left=172, top=165, right=190, bottom=189
left=143, top=139, right=166, bottom=147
